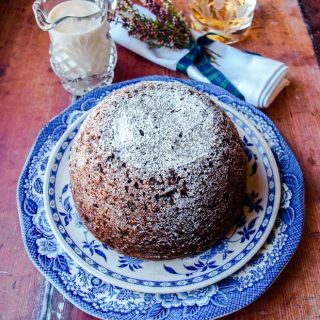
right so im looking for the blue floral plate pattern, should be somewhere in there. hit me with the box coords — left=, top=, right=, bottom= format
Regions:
left=17, top=76, right=304, bottom=319
left=43, top=91, right=280, bottom=294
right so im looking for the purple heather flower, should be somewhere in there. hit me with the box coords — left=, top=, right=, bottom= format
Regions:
left=116, top=0, right=192, bottom=49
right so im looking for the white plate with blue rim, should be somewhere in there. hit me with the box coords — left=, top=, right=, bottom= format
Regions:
left=17, top=76, right=304, bottom=319
left=42, top=80, right=281, bottom=294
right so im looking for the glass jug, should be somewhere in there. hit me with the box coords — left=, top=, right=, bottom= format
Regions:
left=33, top=0, right=117, bottom=95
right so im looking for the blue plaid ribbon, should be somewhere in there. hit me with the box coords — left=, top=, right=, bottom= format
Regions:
left=177, top=33, right=245, bottom=100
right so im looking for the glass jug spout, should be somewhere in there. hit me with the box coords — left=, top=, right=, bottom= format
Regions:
left=32, top=0, right=117, bottom=32
left=32, top=0, right=51, bottom=31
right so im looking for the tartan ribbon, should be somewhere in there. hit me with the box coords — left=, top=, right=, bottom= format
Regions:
left=177, top=33, right=245, bottom=100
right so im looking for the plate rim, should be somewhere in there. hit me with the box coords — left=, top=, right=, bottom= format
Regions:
left=16, top=75, right=304, bottom=319
left=43, top=93, right=281, bottom=294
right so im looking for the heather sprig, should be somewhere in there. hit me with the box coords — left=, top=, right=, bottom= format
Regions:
left=116, top=0, right=193, bottom=49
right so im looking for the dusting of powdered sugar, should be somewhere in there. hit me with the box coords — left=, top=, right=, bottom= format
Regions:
left=97, top=82, right=221, bottom=174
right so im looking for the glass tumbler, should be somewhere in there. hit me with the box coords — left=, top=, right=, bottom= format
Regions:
left=190, top=0, right=257, bottom=44
left=33, top=0, right=117, bottom=95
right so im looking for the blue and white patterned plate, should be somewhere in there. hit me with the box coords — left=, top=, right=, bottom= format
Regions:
left=43, top=93, right=281, bottom=294
left=17, top=76, right=304, bottom=319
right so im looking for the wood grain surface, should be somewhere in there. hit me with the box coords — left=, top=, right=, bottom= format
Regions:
left=298, top=0, right=320, bottom=64
left=0, top=0, right=319, bottom=319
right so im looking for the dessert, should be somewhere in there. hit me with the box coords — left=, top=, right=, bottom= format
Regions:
left=69, top=81, right=247, bottom=260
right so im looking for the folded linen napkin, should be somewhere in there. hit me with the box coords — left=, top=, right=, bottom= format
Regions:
left=110, top=6, right=289, bottom=108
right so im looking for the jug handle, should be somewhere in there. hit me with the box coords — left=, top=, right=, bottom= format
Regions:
left=107, top=0, right=117, bottom=21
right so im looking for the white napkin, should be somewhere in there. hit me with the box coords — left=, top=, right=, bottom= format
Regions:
left=111, top=6, right=289, bottom=108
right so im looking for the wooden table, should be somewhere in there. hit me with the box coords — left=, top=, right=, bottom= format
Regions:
left=0, top=0, right=319, bottom=319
